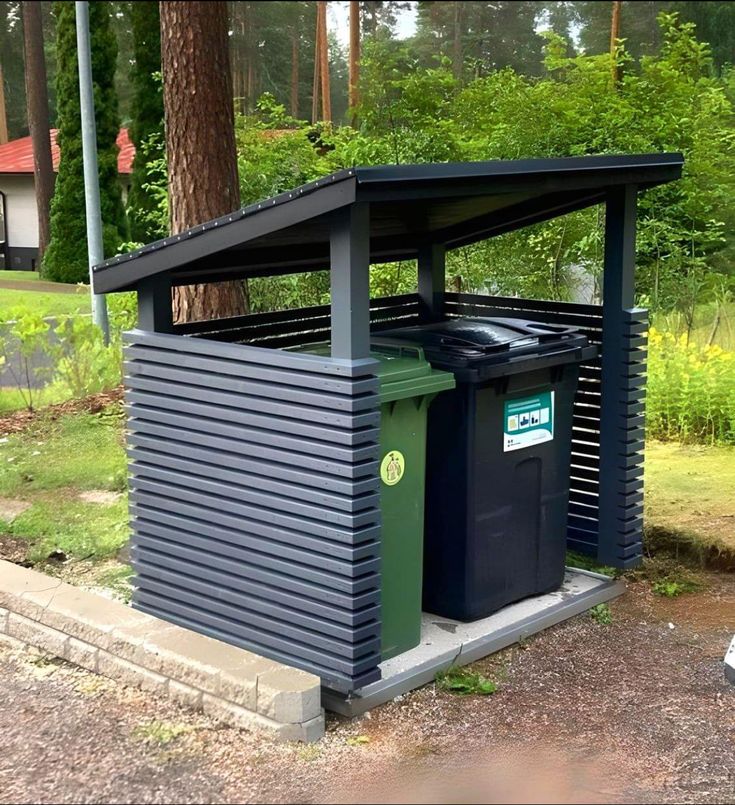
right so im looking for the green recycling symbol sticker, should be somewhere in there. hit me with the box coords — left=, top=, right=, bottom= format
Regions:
left=381, top=450, right=405, bottom=486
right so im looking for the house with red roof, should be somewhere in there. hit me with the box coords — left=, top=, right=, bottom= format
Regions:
left=0, top=128, right=134, bottom=271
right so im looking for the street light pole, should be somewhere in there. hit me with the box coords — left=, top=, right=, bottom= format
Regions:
left=75, top=0, right=109, bottom=343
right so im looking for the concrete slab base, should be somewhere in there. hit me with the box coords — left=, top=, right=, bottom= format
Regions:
left=323, top=568, right=624, bottom=716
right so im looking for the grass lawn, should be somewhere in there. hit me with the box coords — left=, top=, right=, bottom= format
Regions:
left=1, top=270, right=40, bottom=282
left=0, top=286, right=91, bottom=318
left=0, top=404, right=129, bottom=595
left=645, top=441, right=735, bottom=563
left=0, top=386, right=73, bottom=415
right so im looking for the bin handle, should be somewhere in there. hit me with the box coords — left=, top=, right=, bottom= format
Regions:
left=370, top=337, right=426, bottom=362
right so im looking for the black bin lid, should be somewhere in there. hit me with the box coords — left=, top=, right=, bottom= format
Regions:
left=382, top=317, right=586, bottom=359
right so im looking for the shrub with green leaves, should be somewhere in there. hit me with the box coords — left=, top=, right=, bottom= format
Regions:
left=646, top=327, right=735, bottom=444
left=44, top=2, right=127, bottom=283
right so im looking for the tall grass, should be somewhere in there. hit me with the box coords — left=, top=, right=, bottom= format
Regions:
left=646, top=328, right=735, bottom=444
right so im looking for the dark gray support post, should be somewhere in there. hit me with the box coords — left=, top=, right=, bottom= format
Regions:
left=330, top=203, right=371, bottom=360
left=417, top=242, right=446, bottom=321
left=598, top=185, right=646, bottom=568
left=137, top=275, right=174, bottom=333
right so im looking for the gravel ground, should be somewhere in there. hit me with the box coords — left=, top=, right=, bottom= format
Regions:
left=1, top=576, right=733, bottom=805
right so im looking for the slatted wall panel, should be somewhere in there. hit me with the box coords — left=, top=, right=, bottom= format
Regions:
left=167, top=289, right=645, bottom=570
left=123, top=329, right=382, bottom=692
left=173, top=293, right=423, bottom=348
left=444, top=292, right=646, bottom=566
left=597, top=307, right=648, bottom=567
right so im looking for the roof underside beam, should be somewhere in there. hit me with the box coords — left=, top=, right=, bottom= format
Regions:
left=167, top=188, right=609, bottom=287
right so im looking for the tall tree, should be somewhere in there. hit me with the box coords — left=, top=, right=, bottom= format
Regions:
left=576, top=1, right=665, bottom=60
left=160, top=0, right=247, bottom=323
left=43, top=1, right=126, bottom=283
left=21, top=0, right=54, bottom=260
left=290, top=11, right=299, bottom=117
left=610, top=1, right=622, bottom=84
left=414, top=1, right=543, bottom=78
left=674, top=1, right=735, bottom=73
left=317, top=0, right=331, bottom=121
left=0, top=63, right=8, bottom=143
left=127, top=0, right=164, bottom=242
left=452, top=1, right=462, bottom=80
left=0, top=1, right=26, bottom=141
left=348, top=0, right=359, bottom=125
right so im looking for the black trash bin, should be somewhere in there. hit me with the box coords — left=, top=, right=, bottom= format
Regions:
left=379, top=317, right=598, bottom=621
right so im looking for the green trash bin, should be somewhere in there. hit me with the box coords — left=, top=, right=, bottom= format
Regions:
left=295, top=341, right=454, bottom=660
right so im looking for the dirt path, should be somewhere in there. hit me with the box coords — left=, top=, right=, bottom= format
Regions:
left=1, top=577, right=733, bottom=805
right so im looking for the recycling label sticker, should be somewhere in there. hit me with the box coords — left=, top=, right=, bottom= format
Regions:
left=381, top=450, right=405, bottom=486
left=503, top=391, right=554, bottom=452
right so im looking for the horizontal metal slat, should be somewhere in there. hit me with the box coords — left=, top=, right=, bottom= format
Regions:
left=136, top=573, right=380, bottom=657
left=125, top=375, right=380, bottom=430
left=133, top=529, right=378, bottom=596
left=130, top=482, right=379, bottom=545
left=134, top=587, right=380, bottom=678
left=134, top=597, right=381, bottom=691
left=130, top=461, right=380, bottom=529
left=129, top=449, right=380, bottom=514
left=132, top=514, right=378, bottom=577
left=132, top=542, right=379, bottom=613
left=132, top=544, right=378, bottom=629
left=125, top=328, right=378, bottom=378
left=125, top=344, right=379, bottom=396
left=130, top=502, right=379, bottom=566
left=128, top=428, right=380, bottom=496
left=125, top=360, right=379, bottom=414
left=127, top=406, right=380, bottom=463
left=125, top=393, right=380, bottom=447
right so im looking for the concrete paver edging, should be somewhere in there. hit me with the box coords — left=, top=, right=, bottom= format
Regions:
left=0, top=560, right=324, bottom=742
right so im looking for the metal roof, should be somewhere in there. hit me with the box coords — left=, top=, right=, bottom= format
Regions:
left=93, top=153, right=684, bottom=294
left=0, top=128, right=134, bottom=176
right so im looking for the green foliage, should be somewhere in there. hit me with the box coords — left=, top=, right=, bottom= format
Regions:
left=0, top=307, right=53, bottom=412
left=589, top=603, right=613, bottom=625
left=436, top=665, right=498, bottom=696
left=646, top=327, right=735, bottom=444
left=44, top=1, right=127, bottom=283
left=652, top=578, right=699, bottom=597
left=47, top=316, right=121, bottom=400
left=127, top=0, right=165, bottom=242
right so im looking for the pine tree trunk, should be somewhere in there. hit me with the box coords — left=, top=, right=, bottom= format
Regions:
left=21, top=0, right=54, bottom=260
left=0, top=63, right=8, bottom=144
left=311, top=6, right=320, bottom=123
left=290, top=26, right=299, bottom=118
left=161, top=0, right=248, bottom=324
left=318, top=1, right=331, bottom=122
left=348, top=0, right=359, bottom=126
left=610, top=1, right=622, bottom=86
left=452, top=1, right=463, bottom=81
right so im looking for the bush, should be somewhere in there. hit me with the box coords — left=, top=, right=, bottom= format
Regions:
left=646, top=327, right=735, bottom=444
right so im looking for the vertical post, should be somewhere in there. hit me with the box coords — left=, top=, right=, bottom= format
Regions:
left=417, top=242, right=446, bottom=322
left=137, top=275, right=174, bottom=333
left=330, top=203, right=370, bottom=360
left=598, top=184, right=645, bottom=567
left=75, top=0, right=109, bottom=343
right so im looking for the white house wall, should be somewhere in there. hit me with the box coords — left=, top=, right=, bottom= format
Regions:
left=0, top=174, right=39, bottom=249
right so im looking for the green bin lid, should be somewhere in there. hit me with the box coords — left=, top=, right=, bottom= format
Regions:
left=291, top=340, right=455, bottom=404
